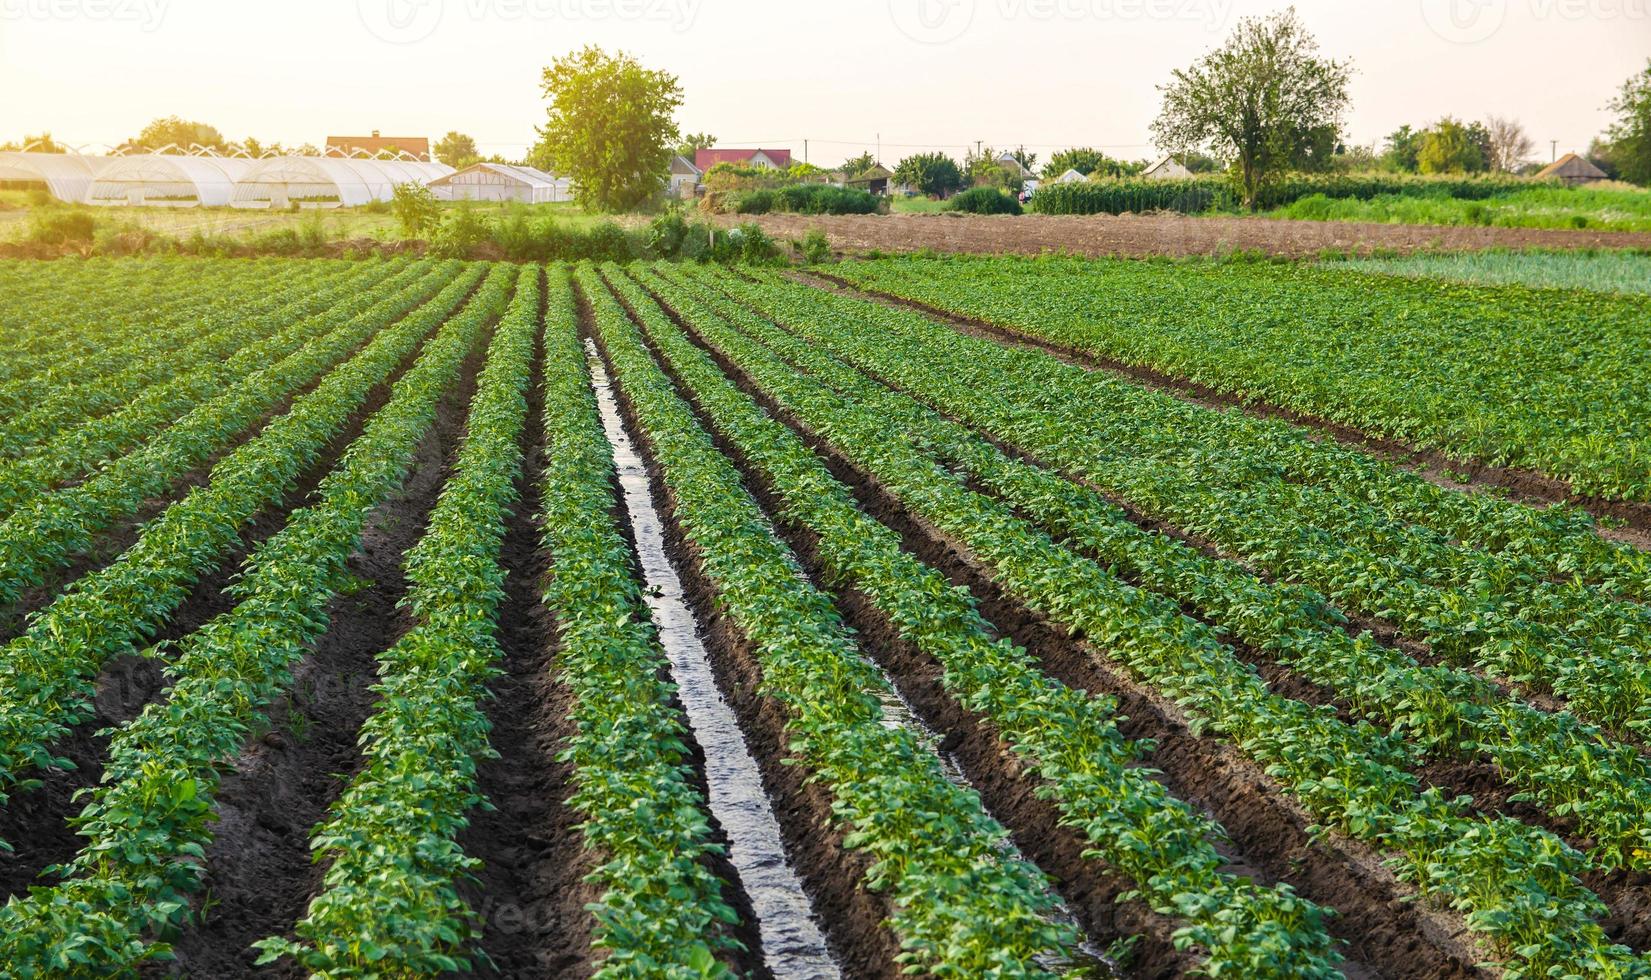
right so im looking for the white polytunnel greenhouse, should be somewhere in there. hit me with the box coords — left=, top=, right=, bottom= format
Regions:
left=0, top=151, right=104, bottom=203
left=85, top=155, right=255, bottom=207
left=230, top=156, right=453, bottom=208
left=426, top=163, right=573, bottom=204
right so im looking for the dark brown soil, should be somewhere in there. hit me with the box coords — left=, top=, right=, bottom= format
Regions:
left=0, top=303, right=446, bottom=903
left=721, top=211, right=1651, bottom=260
left=801, top=270, right=1651, bottom=540
left=586, top=296, right=905, bottom=979
left=152, top=305, right=494, bottom=977
left=642, top=277, right=1486, bottom=979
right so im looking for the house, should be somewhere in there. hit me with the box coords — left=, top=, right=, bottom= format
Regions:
left=1142, top=154, right=1194, bottom=179
left=694, top=148, right=793, bottom=172
left=669, top=154, right=703, bottom=198
left=844, top=162, right=894, bottom=196
left=1535, top=152, right=1608, bottom=186
left=325, top=130, right=432, bottom=161
left=995, top=151, right=1032, bottom=179
left=1053, top=168, right=1087, bottom=184
left=426, top=163, right=572, bottom=203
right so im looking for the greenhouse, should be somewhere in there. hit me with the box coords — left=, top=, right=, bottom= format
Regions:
left=427, top=163, right=573, bottom=203
left=85, top=155, right=255, bottom=207
left=230, top=156, right=453, bottom=207
left=0, top=151, right=104, bottom=203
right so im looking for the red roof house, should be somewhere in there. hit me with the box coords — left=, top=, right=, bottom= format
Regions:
left=325, top=130, right=432, bottom=161
left=694, top=148, right=793, bottom=171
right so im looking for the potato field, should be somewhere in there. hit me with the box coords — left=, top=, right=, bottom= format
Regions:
left=0, top=255, right=1647, bottom=979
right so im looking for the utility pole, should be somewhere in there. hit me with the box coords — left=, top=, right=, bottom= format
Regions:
left=1551, top=140, right=1558, bottom=162
left=804, top=139, right=809, bottom=164
left=876, top=133, right=881, bottom=164
left=975, top=139, right=983, bottom=158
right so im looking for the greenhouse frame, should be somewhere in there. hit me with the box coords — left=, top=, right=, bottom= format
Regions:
left=0, top=151, right=104, bottom=203
left=85, top=154, right=256, bottom=207
left=427, top=162, right=573, bottom=203
left=230, top=156, right=453, bottom=207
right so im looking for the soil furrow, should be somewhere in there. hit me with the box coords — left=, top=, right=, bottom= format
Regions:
left=152, top=309, right=496, bottom=978
left=648, top=284, right=1484, bottom=979
left=0, top=304, right=452, bottom=904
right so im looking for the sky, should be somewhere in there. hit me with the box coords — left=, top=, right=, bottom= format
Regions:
left=0, top=0, right=1645, bottom=168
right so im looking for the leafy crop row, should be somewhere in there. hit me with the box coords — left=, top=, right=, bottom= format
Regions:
left=670, top=266, right=1651, bottom=871
left=659, top=265, right=1646, bottom=977
left=257, top=268, right=541, bottom=976
left=782, top=264, right=1651, bottom=732
left=0, top=265, right=517, bottom=974
left=0, top=260, right=478, bottom=819
left=580, top=264, right=1082, bottom=977
left=616, top=264, right=1347, bottom=976
left=834, top=256, right=1651, bottom=501
left=0, top=261, right=393, bottom=519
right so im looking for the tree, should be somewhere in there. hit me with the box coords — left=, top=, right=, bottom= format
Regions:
left=964, top=145, right=1022, bottom=191
left=239, top=137, right=286, bottom=158
left=1153, top=7, right=1352, bottom=210
left=531, top=46, right=683, bottom=212
left=674, top=131, right=716, bottom=158
left=390, top=182, right=442, bottom=237
left=1601, top=59, right=1651, bottom=186
left=839, top=151, right=877, bottom=177
left=1484, top=115, right=1535, bottom=173
left=1417, top=117, right=1487, bottom=173
left=1043, top=147, right=1107, bottom=177
left=0, top=132, right=66, bottom=153
left=124, top=116, right=227, bottom=154
left=893, top=152, right=964, bottom=197
left=1010, top=146, right=1038, bottom=173
left=1383, top=124, right=1423, bottom=172
left=434, top=131, right=481, bottom=169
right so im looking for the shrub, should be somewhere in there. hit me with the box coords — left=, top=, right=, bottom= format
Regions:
left=390, top=182, right=442, bottom=237
left=949, top=187, right=1022, bottom=215
left=428, top=208, right=492, bottom=258
left=799, top=228, right=831, bottom=264
left=26, top=209, right=96, bottom=245
left=733, top=189, right=775, bottom=214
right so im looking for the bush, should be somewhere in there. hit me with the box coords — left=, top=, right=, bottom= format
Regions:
left=720, top=183, right=880, bottom=216
left=733, top=189, right=775, bottom=214
left=949, top=187, right=1022, bottom=215
left=26, top=209, right=96, bottom=245
left=486, top=213, right=643, bottom=262
left=428, top=208, right=492, bottom=258
left=390, top=182, right=442, bottom=237
left=798, top=227, right=831, bottom=264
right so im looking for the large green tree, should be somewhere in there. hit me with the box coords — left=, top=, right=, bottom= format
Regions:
left=434, top=131, right=481, bottom=169
left=673, top=131, right=716, bottom=159
left=893, top=151, right=964, bottom=197
left=1151, top=7, right=1352, bottom=210
left=532, top=46, right=682, bottom=212
left=0, top=133, right=66, bottom=153
left=1601, top=59, right=1651, bottom=186
left=839, top=151, right=877, bottom=177
left=124, top=116, right=227, bottom=154
left=1417, top=117, right=1488, bottom=174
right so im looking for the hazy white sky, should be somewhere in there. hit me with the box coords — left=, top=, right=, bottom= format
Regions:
left=0, top=0, right=1645, bottom=167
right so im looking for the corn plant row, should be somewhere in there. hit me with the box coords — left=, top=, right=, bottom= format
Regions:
left=0, top=262, right=479, bottom=820
left=256, top=268, right=541, bottom=977
left=0, top=260, right=354, bottom=456
left=831, top=257, right=1651, bottom=501
left=0, top=265, right=516, bottom=975
left=531, top=268, right=745, bottom=977
left=581, top=265, right=1080, bottom=978
left=642, top=268, right=1646, bottom=978
left=0, top=260, right=451, bottom=608
left=715, top=270, right=1651, bottom=737
left=0, top=261, right=402, bottom=521
left=829, top=261, right=1651, bottom=601
left=660, top=266, right=1651, bottom=872
left=0, top=260, right=259, bottom=407
left=613, top=266, right=1345, bottom=977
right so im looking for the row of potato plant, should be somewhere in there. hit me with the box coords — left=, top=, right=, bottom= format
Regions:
left=650, top=266, right=1645, bottom=977
left=617, top=264, right=1346, bottom=977
left=0, top=262, right=392, bottom=519
left=832, top=256, right=1651, bottom=500
left=256, top=268, right=542, bottom=976
left=0, top=265, right=517, bottom=974
left=0, top=259, right=443, bottom=606
left=665, top=266, right=1651, bottom=871
left=725, top=270, right=1651, bottom=737
left=0, top=261, right=476, bottom=820
left=579, top=264, right=1080, bottom=978
left=538, top=267, right=748, bottom=977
